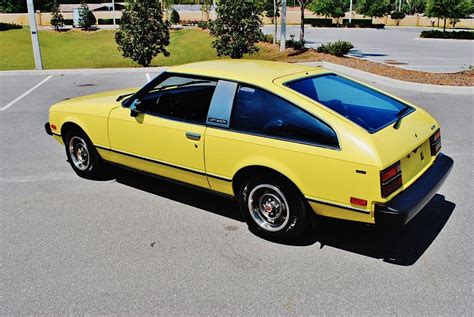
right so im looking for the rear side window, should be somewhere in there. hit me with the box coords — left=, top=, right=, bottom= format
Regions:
left=287, top=74, right=413, bottom=133
left=231, top=85, right=339, bottom=149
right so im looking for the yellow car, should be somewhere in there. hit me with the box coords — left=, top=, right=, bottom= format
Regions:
left=45, top=60, right=453, bottom=239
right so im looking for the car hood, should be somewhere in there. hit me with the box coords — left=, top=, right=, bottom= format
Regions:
left=50, top=88, right=139, bottom=117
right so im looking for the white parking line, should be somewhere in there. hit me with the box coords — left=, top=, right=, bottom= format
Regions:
left=0, top=75, right=53, bottom=111
left=145, top=73, right=151, bottom=83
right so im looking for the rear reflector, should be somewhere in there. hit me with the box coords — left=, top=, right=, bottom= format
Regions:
left=380, top=161, right=402, bottom=198
left=430, top=129, right=441, bottom=156
left=350, top=197, right=367, bottom=206
left=50, top=124, right=57, bottom=131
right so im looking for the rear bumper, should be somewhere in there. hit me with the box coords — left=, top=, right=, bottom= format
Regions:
left=375, top=153, right=453, bottom=227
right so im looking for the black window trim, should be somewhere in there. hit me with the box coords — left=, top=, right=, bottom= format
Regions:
left=125, top=72, right=218, bottom=126
left=228, top=82, right=341, bottom=151
left=283, top=72, right=415, bottom=134
left=123, top=71, right=340, bottom=150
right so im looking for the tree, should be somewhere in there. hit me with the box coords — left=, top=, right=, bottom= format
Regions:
left=78, top=1, right=96, bottom=30
left=264, top=0, right=281, bottom=23
left=209, top=0, right=264, bottom=59
left=357, top=0, right=391, bottom=20
left=425, top=0, right=473, bottom=31
left=170, top=8, right=180, bottom=23
left=200, top=0, right=212, bottom=21
left=390, top=11, right=406, bottom=25
left=115, top=0, right=171, bottom=67
left=309, top=0, right=347, bottom=25
left=402, top=0, right=426, bottom=14
left=0, top=0, right=54, bottom=13
left=50, top=0, right=64, bottom=31
left=263, top=0, right=281, bottom=44
left=297, top=0, right=310, bottom=44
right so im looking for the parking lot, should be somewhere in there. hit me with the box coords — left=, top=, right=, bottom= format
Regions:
left=263, top=26, right=474, bottom=73
left=0, top=70, right=472, bottom=314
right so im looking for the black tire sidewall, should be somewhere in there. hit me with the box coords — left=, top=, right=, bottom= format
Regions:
left=239, top=176, right=310, bottom=240
left=65, top=128, right=102, bottom=178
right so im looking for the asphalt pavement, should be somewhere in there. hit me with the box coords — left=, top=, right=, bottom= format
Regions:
left=0, top=70, right=472, bottom=315
left=263, top=26, right=474, bottom=73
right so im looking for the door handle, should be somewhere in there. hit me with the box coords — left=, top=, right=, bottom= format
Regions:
left=185, top=132, right=201, bottom=141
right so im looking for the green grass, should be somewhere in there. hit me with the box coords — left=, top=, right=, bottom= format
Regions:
left=0, top=28, right=229, bottom=70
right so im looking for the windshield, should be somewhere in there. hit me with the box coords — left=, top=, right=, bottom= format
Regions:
left=286, top=74, right=414, bottom=133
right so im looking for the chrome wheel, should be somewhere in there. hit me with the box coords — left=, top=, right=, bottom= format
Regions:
left=248, top=184, right=290, bottom=232
left=68, top=136, right=90, bottom=171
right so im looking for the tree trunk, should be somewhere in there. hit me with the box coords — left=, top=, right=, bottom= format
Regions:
left=300, top=4, right=304, bottom=44
left=443, top=17, right=446, bottom=32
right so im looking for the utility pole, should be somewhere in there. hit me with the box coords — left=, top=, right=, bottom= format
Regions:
left=112, top=0, right=116, bottom=27
left=26, top=0, right=43, bottom=70
left=280, top=0, right=286, bottom=52
left=349, top=0, right=353, bottom=23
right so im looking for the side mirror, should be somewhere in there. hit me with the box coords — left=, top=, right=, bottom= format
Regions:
left=129, top=99, right=142, bottom=117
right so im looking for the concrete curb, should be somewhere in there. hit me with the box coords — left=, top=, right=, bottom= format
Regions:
left=307, top=61, right=473, bottom=95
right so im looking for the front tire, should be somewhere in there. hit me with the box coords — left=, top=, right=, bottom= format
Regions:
left=65, top=128, right=105, bottom=179
left=239, top=176, right=311, bottom=240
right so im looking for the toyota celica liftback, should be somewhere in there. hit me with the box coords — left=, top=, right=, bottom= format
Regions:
left=46, top=60, right=453, bottom=240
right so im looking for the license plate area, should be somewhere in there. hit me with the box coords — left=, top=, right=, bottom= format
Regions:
left=401, top=141, right=431, bottom=184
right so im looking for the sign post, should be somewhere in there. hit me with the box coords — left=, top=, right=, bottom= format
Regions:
left=26, top=0, right=43, bottom=70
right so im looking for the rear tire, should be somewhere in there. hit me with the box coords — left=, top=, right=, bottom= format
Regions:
left=239, top=175, right=311, bottom=241
left=64, top=128, right=106, bottom=179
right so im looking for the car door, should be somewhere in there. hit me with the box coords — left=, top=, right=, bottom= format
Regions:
left=107, top=75, right=218, bottom=189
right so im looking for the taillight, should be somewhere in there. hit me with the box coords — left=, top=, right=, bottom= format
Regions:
left=380, top=161, right=402, bottom=198
left=430, top=129, right=441, bottom=156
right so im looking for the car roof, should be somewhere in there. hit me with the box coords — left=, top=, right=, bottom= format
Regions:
left=169, top=60, right=327, bottom=86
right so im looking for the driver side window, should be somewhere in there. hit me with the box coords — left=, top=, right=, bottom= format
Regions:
left=231, top=85, right=339, bottom=149
left=140, top=75, right=217, bottom=124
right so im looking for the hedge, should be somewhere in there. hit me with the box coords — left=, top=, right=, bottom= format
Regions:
left=0, top=22, right=22, bottom=31
left=420, top=30, right=474, bottom=40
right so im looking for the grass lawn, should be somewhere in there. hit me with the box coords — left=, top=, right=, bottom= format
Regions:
left=0, top=28, right=239, bottom=70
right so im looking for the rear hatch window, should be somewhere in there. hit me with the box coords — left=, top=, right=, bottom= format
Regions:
left=286, top=74, right=414, bottom=133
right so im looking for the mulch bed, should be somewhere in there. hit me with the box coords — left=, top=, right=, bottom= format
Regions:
left=259, top=44, right=474, bottom=86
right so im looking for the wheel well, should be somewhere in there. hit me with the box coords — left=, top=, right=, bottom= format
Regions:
left=61, top=122, right=85, bottom=142
left=232, top=166, right=302, bottom=197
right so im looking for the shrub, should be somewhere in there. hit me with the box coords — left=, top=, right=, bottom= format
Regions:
left=420, top=30, right=474, bottom=40
left=317, top=40, right=354, bottom=56
left=390, top=11, right=405, bottom=25
left=342, top=18, right=373, bottom=27
left=0, top=22, right=22, bottom=31
left=98, top=18, right=121, bottom=25
left=304, top=18, right=333, bottom=27
left=170, top=9, right=180, bottom=24
left=197, top=21, right=208, bottom=29
left=286, top=38, right=306, bottom=51
left=390, top=11, right=406, bottom=20
left=263, top=34, right=274, bottom=44
left=50, top=0, right=64, bottom=31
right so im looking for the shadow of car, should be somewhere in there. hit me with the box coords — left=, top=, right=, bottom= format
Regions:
left=111, top=166, right=455, bottom=266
